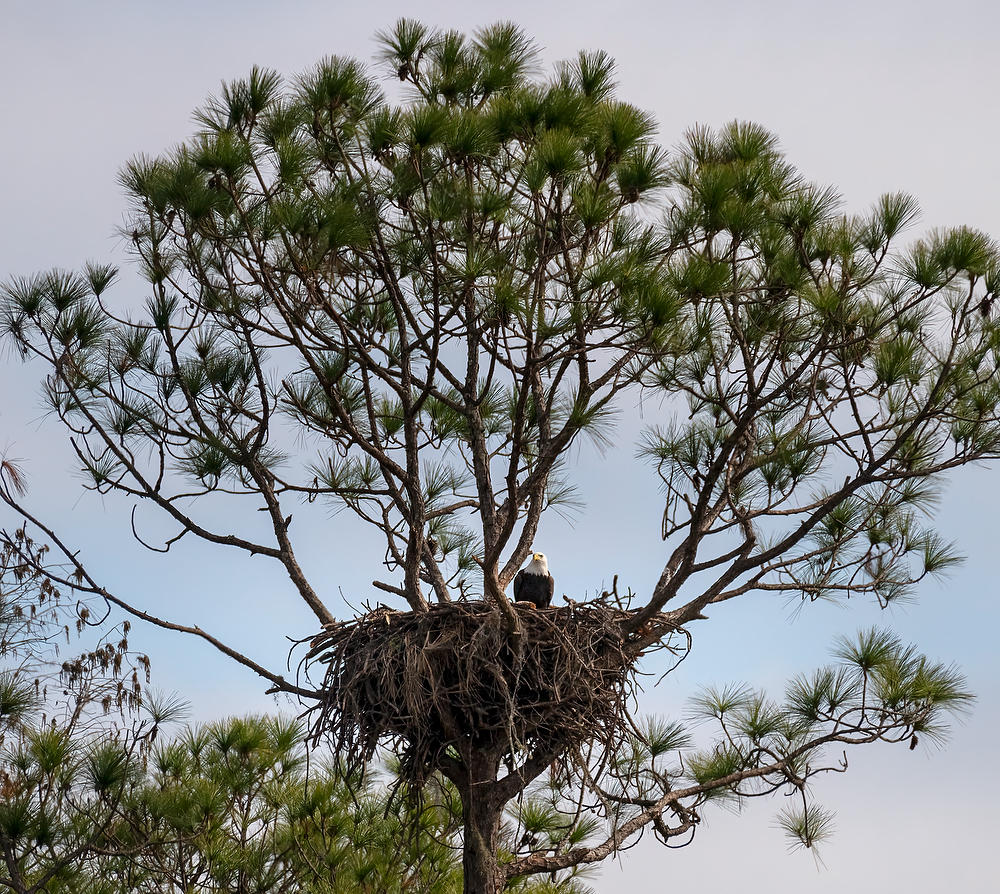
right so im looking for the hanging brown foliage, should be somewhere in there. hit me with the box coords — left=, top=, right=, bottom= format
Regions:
left=306, top=601, right=683, bottom=786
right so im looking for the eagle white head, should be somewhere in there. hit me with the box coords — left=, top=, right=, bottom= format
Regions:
left=526, top=551, right=549, bottom=575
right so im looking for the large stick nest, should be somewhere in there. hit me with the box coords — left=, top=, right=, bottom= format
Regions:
left=306, top=601, right=679, bottom=784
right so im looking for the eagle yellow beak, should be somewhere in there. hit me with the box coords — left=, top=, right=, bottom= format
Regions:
left=532, top=552, right=541, bottom=560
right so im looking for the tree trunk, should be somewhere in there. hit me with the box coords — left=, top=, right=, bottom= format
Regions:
left=460, top=752, right=505, bottom=894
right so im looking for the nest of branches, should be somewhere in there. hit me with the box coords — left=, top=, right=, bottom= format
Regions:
left=306, top=601, right=680, bottom=785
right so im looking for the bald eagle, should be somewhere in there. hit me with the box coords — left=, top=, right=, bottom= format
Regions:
left=513, top=552, right=554, bottom=608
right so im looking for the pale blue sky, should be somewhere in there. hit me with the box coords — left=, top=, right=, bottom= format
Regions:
left=1, top=1, right=998, bottom=890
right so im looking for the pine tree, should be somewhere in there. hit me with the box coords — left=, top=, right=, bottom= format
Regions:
left=2, top=21, right=997, bottom=892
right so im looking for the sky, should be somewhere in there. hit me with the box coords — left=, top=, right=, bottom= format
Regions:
left=1, top=0, right=998, bottom=890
